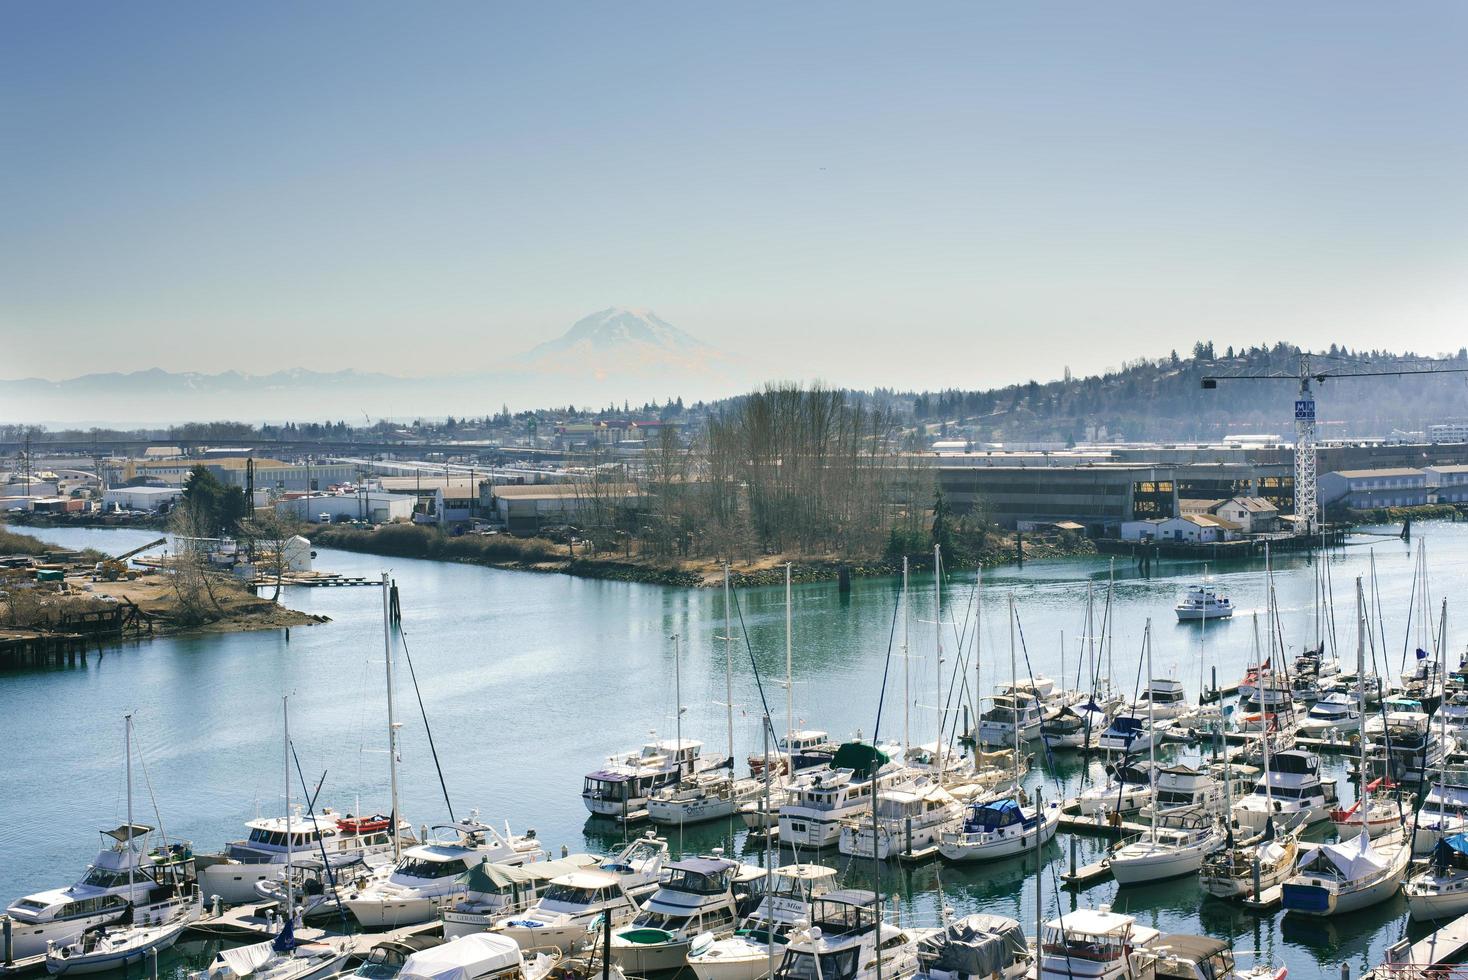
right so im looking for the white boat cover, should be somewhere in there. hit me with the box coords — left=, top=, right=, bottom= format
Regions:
left=219, top=941, right=276, bottom=977
left=1315, top=833, right=1389, bottom=878
left=400, top=933, right=522, bottom=980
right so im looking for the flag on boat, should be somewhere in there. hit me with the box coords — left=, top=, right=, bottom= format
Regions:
left=1417, top=648, right=1430, bottom=660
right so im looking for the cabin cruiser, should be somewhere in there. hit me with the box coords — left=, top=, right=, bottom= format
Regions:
left=255, top=854, right=378, bottom=920
left=199, top=810, right=402, bottom=905
left=1362, top=715, right=1451, bottom=787
left=1107, top=811, right=1223, bottom=885
left=1076, top=759, right=1156, bottom=816
left=1296, top=692, right=1361, bottom=737
left=647, top=771, right=766, bottom=826
left=1140, top=764, right=1255, bottom=823
left=393, top=934, right=557, bottom=980
left=1407, top=833, right=1468, bottom=921
left=974, top=694, right=1043, bottom=747
left=609, top=856, right=753, bottom=974
left=747, top=731, right=837, bottom=777
left=686, top=865, right=838, bottom=980
left=1232, top=750, right=1337, bottom=832
left=347, top=937, right=444, bottom=980
left=489, top=869, right=640, bottom=954
left=583, top=739, right=723, bottom=818
left=4, top=825, right=196, bottom=962
left=346, top=816, right=545, bottom=928
left=1036, top=907, right=1160, bottom=980
left=1131, top=678, right=1190, bottom=722
left=1365, top=696, right=1425, bottom=737
left=1200, top=820, right=1300, bottom=900
left=770, top=891, right=929, bottom=980
left=1152, top=936, right=1286, bottom=980
left=914, top=914, right=1030, bottom=980
left=936, top=795, right=1061, bottom=862
left=1410, top=769, right=1468, bottom=854
left=1175, top=584, right=1233, bottom=621
left=1281, top=829, right=1410, bottom=916
left=839, top=783, right=962, bottom=860
left=1095, top=714, right=1160, bottom=755
left=440, top=854, right=601, bottom=939
left=777, top=742, right=905, bottom=849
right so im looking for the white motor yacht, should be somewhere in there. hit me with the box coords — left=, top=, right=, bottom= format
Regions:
left=583, top=738, right=723, bottom=819
left=1297, top=692, right=1361, bottom=737
left=1131, top=678, right=1189, bottom=721
left=686, top=865, right=838, bottom=980
left=1175, top=584, right=1233, bottom=621
left=440, top=854, right=602, bottom=940
left=346, top=816, right=545, bottom=928
left=769, top=891, right=929, bottom=980
left=199, top=810, right=402, bottom=906
left=838, top=783, right=962, bottom=861
left=1036, top=907, right=1160, bottom=980
left=490, top=869, right=639, bottom=954
left=1232, top=750, right=1337, bottom=833
left=610, top=856, right=747, bottom=974
left=973, top=694, right=1043, bottom=747
left=4, top=825, right=196, bottom=962
left=1140, top=764, right=1254, bottom=823
left=1095, top=714, right=1160, bottom=755
left=777, top=742, right=905, bottom=849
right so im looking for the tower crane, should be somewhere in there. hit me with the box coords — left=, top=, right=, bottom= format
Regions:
left=1202, top=354, right=1468, bottom=536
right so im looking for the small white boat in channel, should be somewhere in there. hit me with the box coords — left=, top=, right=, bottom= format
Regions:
left=1175, top=583, right=1234, bottom=621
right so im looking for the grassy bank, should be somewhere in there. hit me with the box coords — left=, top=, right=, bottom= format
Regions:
left=1339, top=503, right=1464, bottom=525
left=311, top=523, right=1097, bottom=588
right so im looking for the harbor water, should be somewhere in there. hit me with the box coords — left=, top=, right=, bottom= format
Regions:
left=7, top=522, right=1468, bottom=978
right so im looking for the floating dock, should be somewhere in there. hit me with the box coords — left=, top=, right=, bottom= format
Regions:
left=1374, top=909, right=1468, bottom=976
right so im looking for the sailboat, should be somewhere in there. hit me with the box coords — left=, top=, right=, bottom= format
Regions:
left=1201, top=684, right=1299, bottom=900
left=649, top=569, right=763, bottom=825
left=1281, top=577, right=1410, bottom=917
left=938, top=597, right=1060, bottom=862
left=1406, top=833, right=1468, bottom=921
left=1106, top=620, right=1222, bottom=885
left=45, top=714, right=201, bottom=975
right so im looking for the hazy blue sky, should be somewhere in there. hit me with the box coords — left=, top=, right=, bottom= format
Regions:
left=4, top=2, right=1468, bottom=394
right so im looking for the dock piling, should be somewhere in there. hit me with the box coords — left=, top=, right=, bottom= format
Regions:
left=4, top=914, right=12, bottom=966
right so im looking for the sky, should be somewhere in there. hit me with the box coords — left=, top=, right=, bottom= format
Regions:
left=4, top=2, right=1468, bottom=399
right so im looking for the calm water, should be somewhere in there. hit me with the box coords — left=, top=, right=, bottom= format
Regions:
left=9, top=522, right=1468, bottom=978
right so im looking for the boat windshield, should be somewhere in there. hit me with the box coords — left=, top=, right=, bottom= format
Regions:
left=666, top=867, right=730, bottom=894
left=631, top=910, right=690, bottom=930
left=81, top=867, right=138, bottom=888
left=774, top=948, right=860, bottom=980
left=394, top=857, right=468, bottom=879
left=355, top=948, right=407, bottom=980
left=541, top=883, right=604, bottom=906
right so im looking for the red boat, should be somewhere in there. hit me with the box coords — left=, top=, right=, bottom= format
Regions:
left=337, top=813, right=392, bottom=835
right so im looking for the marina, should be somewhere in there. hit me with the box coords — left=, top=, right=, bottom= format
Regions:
left=6, top=524, right=1468, bottom=979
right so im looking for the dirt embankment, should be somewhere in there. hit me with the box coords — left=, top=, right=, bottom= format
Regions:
left=311, top=523, right=1096, bottom=589
left=90, top=574, right=325, bottom=635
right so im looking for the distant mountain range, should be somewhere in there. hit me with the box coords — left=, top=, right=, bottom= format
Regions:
left=0, top=308, right=749, bottom=425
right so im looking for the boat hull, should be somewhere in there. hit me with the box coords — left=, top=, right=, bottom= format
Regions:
left=344, top=893, right=446, bottom=928
left=646, top=797, right=738, bottom=825
left=201, top=862, right=279, bottom=905
left=612, top=937, right=695, bottom=974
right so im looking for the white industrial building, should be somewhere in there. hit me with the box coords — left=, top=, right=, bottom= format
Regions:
left=1426, top=464, right=1468, bottom=503
left=1319, top=468, right=1428, bottom=509
left=1428, top=422, right=1468, bottom=444
left=103, top=486, right=185, bottom=512
left=275, top=490, right=416, bottom=524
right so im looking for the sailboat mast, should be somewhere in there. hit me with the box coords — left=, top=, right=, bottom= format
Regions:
left=673, top=634, right=682, bottom=773
left=1146, top=620, right=1156, bottom=844
left=933, top=544, right=944, bottom=776
left=786, top=562, right=794, bottom=757
left=975, top=567, right=983, bottom=744
left=1255, top=612, right=1273, bottom=814
left=1357, top=577, right=1369, bottom=819
left=1087, top=582, right=1096, bottom=695
left=381, top=572, right=401, bottom=860
left=284, top=694, right=293, bottom=915
left=902, top=557, right=910, bottom=755
left=1009, top=596, right=1019, bottom=791
left=125, top=713, right=135, bottom=896
left=724, top=564, right=734, bottom=770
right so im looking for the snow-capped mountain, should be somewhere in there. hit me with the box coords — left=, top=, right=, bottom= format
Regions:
left=514, top=307, right=727, bottom=380
left=0, top=309, right=748, bottom=424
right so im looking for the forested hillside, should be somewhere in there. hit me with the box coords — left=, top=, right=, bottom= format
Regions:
left=904, top=343, right=1468, bottom=444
